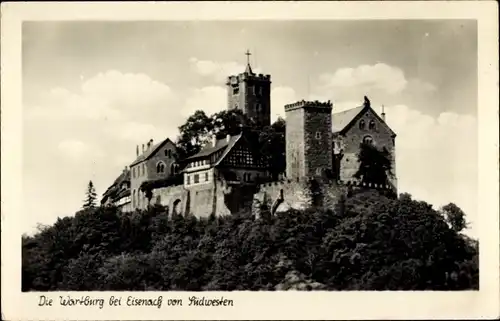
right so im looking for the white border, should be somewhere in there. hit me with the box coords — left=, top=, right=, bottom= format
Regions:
left=1, top=1, right=499, bottom=320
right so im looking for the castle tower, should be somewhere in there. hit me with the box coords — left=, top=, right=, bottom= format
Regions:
left=285, top=100, right=333, bottom=180
left=226, top=50, right=271, bottom=127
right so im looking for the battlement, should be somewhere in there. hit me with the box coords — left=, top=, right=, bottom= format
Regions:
left=226, top=73, right=271, bottom=85
left=284, top=100, right=333, bottom=112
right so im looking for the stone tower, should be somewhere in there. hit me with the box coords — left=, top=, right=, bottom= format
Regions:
left=285, top=100, right=333, bottom=180
left=226, top=51, right=271, bottom=127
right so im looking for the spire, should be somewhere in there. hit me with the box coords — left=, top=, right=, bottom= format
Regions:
left=244, top=49, right=254, bottom=74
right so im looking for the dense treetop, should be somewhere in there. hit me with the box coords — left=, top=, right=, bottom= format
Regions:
left=22, top=190, right=478, bottom=291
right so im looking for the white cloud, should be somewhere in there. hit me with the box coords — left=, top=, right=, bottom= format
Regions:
left=318, top=63, right=408, bottom=96
left=184, top=86, right=227, bottom=118
left=189, top=57, right=262, bottom=83
left=270, top=86, right=298, bottom=121
left=381, top=104, right=478, bottom=237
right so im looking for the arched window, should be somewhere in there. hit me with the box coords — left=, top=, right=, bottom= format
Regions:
left=359, top=120, right=366, bottom=130
left=156, top=161, right=166, bottom=173
left=171, top=163, right=179, bottom=175
left=363, top=135, right=374, bottom=145
left=369, top=120, right=376, bottom=130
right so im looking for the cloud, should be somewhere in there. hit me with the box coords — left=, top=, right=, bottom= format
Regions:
left=381, top=104, right=478, bottom=237
left=270, top=86, right=298, bottom=121
left=183, top=86, right=227, bottom=118
left=189, top=57, right=262, bottom=83
left=318, top=63, right=408, bottom=96
left=23, top=70, right=181, bottom=233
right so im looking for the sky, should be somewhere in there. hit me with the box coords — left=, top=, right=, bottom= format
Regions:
left=22, top=20, right=478, bottom=237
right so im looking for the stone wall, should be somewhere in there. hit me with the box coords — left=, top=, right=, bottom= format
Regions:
left=151, top=184, right=189, bottom=216
left=285, top=108, right=305, bottom=179
left=337, top=108, right=396, bottom=186
left=304, top=109, right=333, bottom=177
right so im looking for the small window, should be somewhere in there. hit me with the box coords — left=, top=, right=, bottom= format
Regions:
left=143, top=164, right=146, bottom=176
left=315, top=131, right=321, bottom=139
left=233, top=87, right=239, bottom=95
left=194, top=174, right=199, bottom=184
left=256, top=103, right=262, bottom=113
left=363, top=135, right=374, bottom=145
left=187, top=175, right=191, bottom=185
left=205, top=172, right=209, bottom=182
left=359, top=120, right=366, bottom=130
left=369, top=120, right=376, bottom=130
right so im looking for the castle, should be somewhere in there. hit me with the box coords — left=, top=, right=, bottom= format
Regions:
left=101, top=55, right=397, bottom=217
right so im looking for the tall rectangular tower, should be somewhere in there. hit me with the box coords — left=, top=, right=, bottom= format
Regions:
left=285, top=100, right=333, bottom=179
left=226, top=63, right=271, bottom=128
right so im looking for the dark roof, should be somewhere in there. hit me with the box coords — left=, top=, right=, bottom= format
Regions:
left=102, top=169, right=130, bottom=198
left=185, top=134, right=242, bottom=163
left=130, top=138, right=175, bottom=166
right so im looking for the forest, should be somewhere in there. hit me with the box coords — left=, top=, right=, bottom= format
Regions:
left=22, top=189, right=478, bottom=291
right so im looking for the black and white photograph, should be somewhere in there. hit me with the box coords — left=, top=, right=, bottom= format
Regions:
left=2, top=1, right=499, bottom=320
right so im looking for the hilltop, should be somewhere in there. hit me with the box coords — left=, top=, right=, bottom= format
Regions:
left=22, top=190, right=478, bottom=291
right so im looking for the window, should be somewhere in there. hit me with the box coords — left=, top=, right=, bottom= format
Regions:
left=205, top=172, right=209, bottom=182
left=256, top=103, right=262, bottom=113
left=143, top=164, right=146, bottom=176
left=315, top=131, right=321, bottom=139
left=359, top=120, right=366, bottom=130
left=233, top=87, right=239, bottom=95
left=194, top=174, right=199, bottom=184
left=186, top=175, right=191, bottom=185
left=369, top=120, right=376, bottom=130
left=156, top=161, right=166, bottom=173
left=132, top=190, right=136, bottom=208
left=133, top=167, right=136, bottom=178
left=363, top=135, right=374, bottom=145
left=171, top=163, right=179, bottom=175
left=138, top=191, right=141, bottom=207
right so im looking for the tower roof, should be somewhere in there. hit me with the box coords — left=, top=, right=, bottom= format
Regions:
left=245, top=63, right=254, bottom=75
left=244, top=49, right=254, bottom=75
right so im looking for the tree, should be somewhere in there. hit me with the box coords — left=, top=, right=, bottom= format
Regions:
left=259, top=117, right=286, bottom=179
left=354, top=142, right=393, bottom=185
left=440, top=203, right=468, bottom=232
left=175, top=109, right=252, bottom=160
left=82, top=180, right=97, bottom=210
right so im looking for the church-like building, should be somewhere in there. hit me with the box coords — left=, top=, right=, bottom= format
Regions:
left=101, top=56, right=397, bottom=216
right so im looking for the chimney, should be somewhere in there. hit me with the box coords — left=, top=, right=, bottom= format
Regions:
left=212, top=135, right=217, bottom=147
left=226, top=134, right=231, bottom=143
left=142, top=144, right=145, bottom=153
left=124, top=166, right=128, bottom=173
left=381, top=105, right=386, bottom=122
left=149, top=139, right=153, bottom=149
left=136, top=145, right=139, bottom=157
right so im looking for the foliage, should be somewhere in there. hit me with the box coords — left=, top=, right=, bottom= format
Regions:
left=354, top=142, right=393, bottom=185
left=82, top=180, right=97, bottom=209
left=175, top=109, right=252, bottom=160
left=175, top=109, right=286, bottom=178
left=440, top=203, right=468, bottom=232
left=22, top=191, right=478, bottom=291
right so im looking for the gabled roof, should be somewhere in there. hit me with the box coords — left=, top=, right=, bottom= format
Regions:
left=185, top=133, right=242, bottom=165
left=332, top=106, right=364, bottom=133
left=332, top=105, right=396, bottom=137
left=130, top=138, right=175, bottom=167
